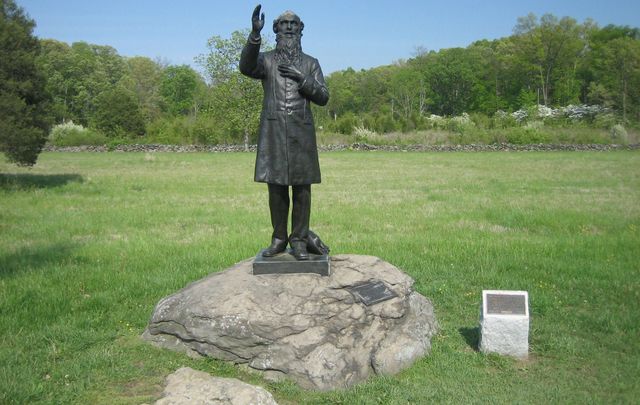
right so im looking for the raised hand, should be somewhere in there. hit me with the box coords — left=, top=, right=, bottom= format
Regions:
left=252, top=4, right=265, bottom=34
left=278, top=64, right=305, bottom=82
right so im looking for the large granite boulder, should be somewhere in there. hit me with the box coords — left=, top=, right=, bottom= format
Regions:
left=154, top=367, right=278, bottom=405
left=143, top=255, right=438, bottom=391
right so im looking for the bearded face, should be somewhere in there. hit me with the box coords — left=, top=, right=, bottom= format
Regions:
left=275, top=32, right=302, bottom=65
left=273, top=12, right=303, bottom=65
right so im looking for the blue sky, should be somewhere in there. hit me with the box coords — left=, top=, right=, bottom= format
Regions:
left=19, top=0, right=640, bottom=74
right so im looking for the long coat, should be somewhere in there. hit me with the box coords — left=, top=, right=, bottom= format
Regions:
left=239, top=39, right=329, bottom=185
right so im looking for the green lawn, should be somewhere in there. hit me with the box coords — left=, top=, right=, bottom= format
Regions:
left=1, top=151, right=639, bottom=404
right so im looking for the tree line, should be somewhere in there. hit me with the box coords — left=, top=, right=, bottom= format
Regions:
left=40, top=30, right=263, bottom=149
left=1, top=0, right=639, bottom=165
left=319, top=14, right=640, bottom=134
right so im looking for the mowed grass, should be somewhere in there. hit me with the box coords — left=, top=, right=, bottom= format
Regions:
left=1, top=150, right=639, bottom=404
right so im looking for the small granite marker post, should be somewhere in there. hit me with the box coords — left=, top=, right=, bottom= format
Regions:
left=479, top=290, right=529, bottom=358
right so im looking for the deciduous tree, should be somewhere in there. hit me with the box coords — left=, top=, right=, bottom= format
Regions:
left=122, top=56, right=163, bottom=122
left=196, top=29, right=273, bottom=145
left=512, top=13, right=585, bottom=106
left=159, top=65, right=204, bottom=116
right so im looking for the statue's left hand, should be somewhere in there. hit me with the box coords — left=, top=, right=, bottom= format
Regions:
left=278, top=64, right=305, bottom=82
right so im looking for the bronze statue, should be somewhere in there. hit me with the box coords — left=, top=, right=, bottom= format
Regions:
left=240, top=5, right=329, bottom=261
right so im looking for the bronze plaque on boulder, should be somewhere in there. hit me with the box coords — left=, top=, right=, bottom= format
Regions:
left=347, top=281, right=397, bottom=306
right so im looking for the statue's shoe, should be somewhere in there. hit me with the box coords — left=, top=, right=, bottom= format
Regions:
left=291, top=241, right=309, bottom=261
left=262, top=237, right=288, bottom=257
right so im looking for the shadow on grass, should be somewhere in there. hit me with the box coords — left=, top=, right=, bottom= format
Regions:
left=459, top=326, right=480, bottom=351
left=0, top=243, right=78, bottom=278
left=0, top=173, right=83, bottom=190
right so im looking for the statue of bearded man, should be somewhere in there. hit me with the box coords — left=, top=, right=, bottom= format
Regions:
left=240, top=5, right=329, bottom=261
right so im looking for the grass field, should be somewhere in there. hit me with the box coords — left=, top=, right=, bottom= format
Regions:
left=1, top=150, right=639, bottom=404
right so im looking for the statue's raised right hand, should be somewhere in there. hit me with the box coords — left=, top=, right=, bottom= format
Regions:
left=252, top=4, right=265, bottom=34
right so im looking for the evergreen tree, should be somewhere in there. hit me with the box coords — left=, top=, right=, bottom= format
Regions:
left=0, top=0, right=51, bottom=165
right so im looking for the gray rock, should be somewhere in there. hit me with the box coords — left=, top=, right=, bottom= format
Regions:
left=154, top=367, right=278, bottom=405
left=143, top=254, right=438, bottom=391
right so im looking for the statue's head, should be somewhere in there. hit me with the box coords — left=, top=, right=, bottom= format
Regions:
left=272, top=10, right=304, bottom=37
left=273, top=10, right=304, bottom=64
